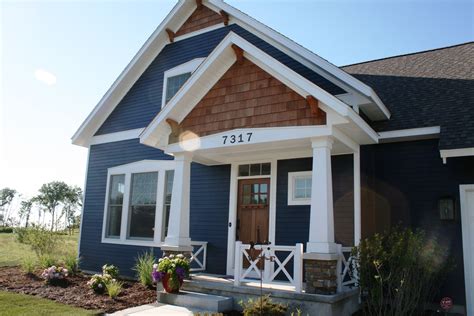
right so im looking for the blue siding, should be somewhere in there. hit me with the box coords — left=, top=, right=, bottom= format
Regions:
left=79, top=138, right=231, bottom=276
left=96, top=24, right=343, bottom=135
left=275, top=156, right=354, bottom=248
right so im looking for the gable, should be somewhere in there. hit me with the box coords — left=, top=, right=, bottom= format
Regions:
left=175, top=4, right=224, bottom=37
left=179, top=58, right=325, bottom=138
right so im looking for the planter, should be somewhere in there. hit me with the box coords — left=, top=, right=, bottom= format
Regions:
left=162, top=273, right=183, bottom=293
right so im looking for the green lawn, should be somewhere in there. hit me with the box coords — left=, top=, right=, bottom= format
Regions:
left=0, top=232, right=79, bottom=267
left=0, top=291, right=99, bottom=316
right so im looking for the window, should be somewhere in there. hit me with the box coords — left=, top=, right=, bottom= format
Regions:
left=288, top=171, right=312, bottom=205
left=127, top=172, right=158, bottom=240
left=161, top=58, right=205, bottom=107
left=102, top=160, right=176, bottom=246
left=238, top=163, right=271, bottom=177
left=105, top=174, right=125, bottom=238
left=165, top=73, right=191, bottom=103
left=161, top=170, right=174, bottom=241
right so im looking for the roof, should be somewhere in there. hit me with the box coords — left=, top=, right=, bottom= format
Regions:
left=343, top=42, right=474, bottom=150
left=71, top=0, right=389, bottom=147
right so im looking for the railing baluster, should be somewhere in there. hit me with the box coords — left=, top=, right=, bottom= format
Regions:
left=294, top=243, right=303, bottom=293
left=234, top=241, right=242, bottom=286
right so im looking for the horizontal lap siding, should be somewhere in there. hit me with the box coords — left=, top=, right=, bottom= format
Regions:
left=275, top=156, right=354, bottom=248
left=363, top=139, right=474, bottom=305
left=96, top=25, right=342, bottom=135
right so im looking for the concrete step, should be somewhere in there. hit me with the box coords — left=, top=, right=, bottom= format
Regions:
left=157, top=290, right=233, bottom=312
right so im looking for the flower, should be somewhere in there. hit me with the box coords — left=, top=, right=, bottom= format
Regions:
left=176, top=267, right=186, bottom=281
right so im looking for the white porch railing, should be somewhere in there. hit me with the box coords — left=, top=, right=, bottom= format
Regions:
left=337, top=245, right=359, bottom=292
left=234, top=241, right=304, bottom=293
left=190, top=241, right=207, bottom=272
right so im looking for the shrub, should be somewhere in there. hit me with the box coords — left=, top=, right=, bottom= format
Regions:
left=15, top=226, right=63, bottom=258
left=20, top=257, right=36, bottom=274
left=239, top=295, right=288, bottom=316
left=133, top=251, right=155, bottom=287
left=105, top=279, right=123, bottom=299
left=102, top=264, right=119, bottom=278
left=63, top=253, right=80, bottom=276
left=39, top=254, right=58, bottom=268
left=14, top=227, right=29, bottom=243
left=87, top=273, right=113, bottom=294
left=0, top=227, right=13, bottom=233
left=41, top=266, right=68, bottom=284
left=354, top=227, right=451, bottom=316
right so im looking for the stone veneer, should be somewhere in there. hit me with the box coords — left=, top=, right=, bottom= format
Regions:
left=304, top=259, right=338, bottom=295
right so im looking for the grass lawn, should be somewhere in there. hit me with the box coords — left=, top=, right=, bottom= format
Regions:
left=0, top=291, right=99, bottom=316
left=0, top=232, right=79, bottom=267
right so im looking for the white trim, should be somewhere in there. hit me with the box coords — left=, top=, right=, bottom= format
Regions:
left=101, top=160, right=176, bottom=247
left=72, top=0, right=389, bottom=147
left=440, top=147, right=474, bottom=164
left=89, top=128, right=144, bottom=146
left=460, top=184, right=474, bottom=316
left=174, top=23, right=228, bottom=42
left=161, top=58, right=206, bottom=109
left=225, top=159, right=277, bottom=276
left=353, top=150, right=361, bottom=246
left=287, top=171, right=312, bottom=206
left=378, top=126, right=441, bottom=143
left=77, top=149, right=90, bottom=259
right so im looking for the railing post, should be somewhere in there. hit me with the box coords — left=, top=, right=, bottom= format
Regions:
left=336, top=244, right=342, bottom=293
left=234, top=241, right=242, bottom=286
left=294, top=243, right=303, bottom=293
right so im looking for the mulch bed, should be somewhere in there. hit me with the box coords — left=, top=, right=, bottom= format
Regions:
left=0, top=266, right=156, bottom=314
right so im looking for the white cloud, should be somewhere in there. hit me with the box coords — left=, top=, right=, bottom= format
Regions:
left=34, top=68, right=57, bottom=85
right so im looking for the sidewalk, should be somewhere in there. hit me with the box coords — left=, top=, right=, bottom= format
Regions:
left=108, top=303, right=194, bottom=316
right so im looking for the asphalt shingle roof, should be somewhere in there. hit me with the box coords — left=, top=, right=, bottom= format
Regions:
left=342, top=42, right=474, bottom=150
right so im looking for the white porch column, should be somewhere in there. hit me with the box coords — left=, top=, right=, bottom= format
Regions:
left=162, top=152, right=193, bottom=252
left=306, top=137, right=337, bottom=254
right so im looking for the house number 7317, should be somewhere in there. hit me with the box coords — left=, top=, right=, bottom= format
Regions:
left=222, top=132, right=253, bottom=145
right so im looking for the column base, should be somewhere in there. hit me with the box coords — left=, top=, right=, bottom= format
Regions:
left=306, top=241, right=338, bottom=254
left=303, top=252, right=339, bottom=295
left=160, top=245, right=193, bottom=259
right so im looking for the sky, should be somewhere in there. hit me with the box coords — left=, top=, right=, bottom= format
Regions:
left=0, top=0, right=473, bottom=199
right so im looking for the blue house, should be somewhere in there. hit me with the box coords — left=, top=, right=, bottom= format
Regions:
left=72, top=1, right=474, bottom=314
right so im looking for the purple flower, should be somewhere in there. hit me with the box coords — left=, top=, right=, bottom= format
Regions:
left=152, top=270, right=165, bottom=283
left=176, top=267, right=186, bottom=281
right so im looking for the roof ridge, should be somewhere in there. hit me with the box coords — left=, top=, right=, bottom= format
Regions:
left=341, top=41, right=474, bottom=68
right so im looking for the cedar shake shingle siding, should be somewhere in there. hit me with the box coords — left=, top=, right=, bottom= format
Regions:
left=180, top=59, right=325, bottom=137
left=175, top=5, right=223, bottom=37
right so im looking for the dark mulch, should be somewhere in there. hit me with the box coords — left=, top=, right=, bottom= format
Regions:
left=0, top=266, right=156, bottom=314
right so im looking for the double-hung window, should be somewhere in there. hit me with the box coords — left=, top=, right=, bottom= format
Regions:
left=102, top=160, right=175, bottom=246
left=288, top=171, right=312, bottom=205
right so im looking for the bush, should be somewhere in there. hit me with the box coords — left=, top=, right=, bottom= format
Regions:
left=20, top=257, right=36, bottom=274
left=354, top=227, right=450, bottom=316
left=14, top=227, right=29, bottom=243
left=239, top=295, right=288, bottom=316
left=41, top=266, right=68, bottom=285
left=15, top=226, right=63, bottom=258
left=63, top=253, right=80, bottom=276
left=87, top=273, right=113, bottom=294
left=102, top=264, right=119, bottom=278
left=133, top=251, right=155, bottom=287
left=0, top=227, right=13, bottom=233
left=39, top=255, right=58, bottom=268
left=105, top=279, right=123, bottom=299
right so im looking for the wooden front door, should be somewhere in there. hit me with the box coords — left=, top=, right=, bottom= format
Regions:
left=237, top=178, right=270, bottom=245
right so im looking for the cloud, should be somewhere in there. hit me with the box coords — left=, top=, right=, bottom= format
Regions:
left=34, top=68, right=57, bottom=86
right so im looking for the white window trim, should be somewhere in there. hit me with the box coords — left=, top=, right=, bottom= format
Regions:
left=288, top=171, right=312, bottom=206
left=102, top=160, right=176, bottom=247
left=161, top=58, right=205, bottom=109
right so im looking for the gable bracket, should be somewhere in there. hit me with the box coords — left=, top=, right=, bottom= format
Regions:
left=231, top=44, right=245, bottom=64
left=220, top=10, right=230, bottom=26
left=166, top=118, right=182, bottom=144
left=306, top=96, right=322, bottom=117
left=166, top=28, right=175, bottom=43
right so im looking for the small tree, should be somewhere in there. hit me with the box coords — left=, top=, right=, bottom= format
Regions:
left=35, top=182, right=71, bottom=231
left=60, top=186, right=82, bottom=234
left=0, top=188, right=17, bottom=226
left=18, top=198, right=34, bottom=228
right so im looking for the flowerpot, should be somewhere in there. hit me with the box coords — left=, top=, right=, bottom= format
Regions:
left=162, top=273, right=183, bottom=293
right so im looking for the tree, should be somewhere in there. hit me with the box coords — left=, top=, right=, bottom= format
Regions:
left=18, top=198, right=34, bottom=228
left=0, top=188, right=17, bottom=226
left=59, top=186, right=82, bottom=234
left=35, top=182, right=71, bottom=231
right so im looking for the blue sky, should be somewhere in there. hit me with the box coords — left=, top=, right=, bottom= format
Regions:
left=1, top=0, right=472, bottom=197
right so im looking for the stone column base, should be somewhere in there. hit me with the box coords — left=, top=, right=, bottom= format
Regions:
left=303, top=253, right=339, bottom=295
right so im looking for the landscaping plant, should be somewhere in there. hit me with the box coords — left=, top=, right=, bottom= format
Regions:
left=87, top=273, right=113, bottom=294
left=102, top=264, right=119, bottom=278
left=155, top=254, right=190, bottom=293
left=354, top=227, right=451, bottom=316
left=239, top=295, right=288, bottom=316
left=41, top=265, right=68, bottom=285
left=105, top=279, right=123, bottom=299
left=133, top=251, right=156, bottom=287
left=20, top=256, right=36, bottom=274
left=63, top=252, right=80, bottom=276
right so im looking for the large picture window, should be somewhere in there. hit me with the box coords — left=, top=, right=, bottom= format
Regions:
left=288, top=171, right=312, bottom=205
left=102, top=160, right=176, bottom=246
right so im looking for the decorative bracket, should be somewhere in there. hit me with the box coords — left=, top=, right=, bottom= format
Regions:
left=231, top=44, right=245, bottom=64
left=306, top=96, right=322, bottom=117
left=220, top=10, right=229, bottom=26
left=166, top=118, right=181, bottom=138
left=166, top=28, right=175, bottom=43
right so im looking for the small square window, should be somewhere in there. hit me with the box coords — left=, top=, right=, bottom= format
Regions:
left=165, top=73, right=191, bottom=103
left=239, top=164, right=250, bottom=177
left=288, top=171, right=312, bottom=205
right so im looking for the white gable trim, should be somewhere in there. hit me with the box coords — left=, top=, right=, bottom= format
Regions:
left=140, top=32, right=378, bottom=149
left=378, top=126, right=441, bottom=143
left=440, top=147, right=474, bottom=164
left=72, top=0, right=389, bottom=147
left=89, top=128, right=144, bottom=146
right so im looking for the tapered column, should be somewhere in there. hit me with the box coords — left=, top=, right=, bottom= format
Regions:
left=162, top=152, right=193, bottom=252
left=306, top=137, right=337, bottom=254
